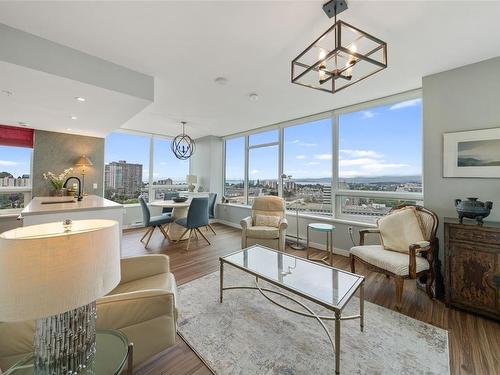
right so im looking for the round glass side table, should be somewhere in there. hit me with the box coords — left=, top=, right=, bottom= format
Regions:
left=306, top=223, right=336, bottom=266
left=4, top=330, right=133, bottom=375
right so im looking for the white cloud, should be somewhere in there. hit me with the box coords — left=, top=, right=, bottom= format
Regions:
left=305, top=161, right=320, bottom=166
left=340, top=158, right=379, bottom=167
left=296, top=155, right=306, bottom=160
left=314, top=153, right=332, bottom=160
left=361, top=110, right=376, bottom=119
left=340, top=159, right=411, bottom=178
left=340, top=149, right=383, bottom=159
left=291, top=139, right=317, bottom=147
left=0, top=160, right=18, bottom=166
left=250, top=169, right=259, bottom=175
left=389, top=98, right=421, bottom=110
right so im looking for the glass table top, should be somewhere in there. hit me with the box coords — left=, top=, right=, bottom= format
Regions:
left=5, top=330, right=129, bottom=375
left=308, top=223, right=336, bottom=232
left=221, top=245, right=363, bottom=311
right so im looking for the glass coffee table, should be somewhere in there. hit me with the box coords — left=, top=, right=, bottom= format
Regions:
left=4, top=330, right=133, bottom=375
left=220, top=245, right=365, bottom=375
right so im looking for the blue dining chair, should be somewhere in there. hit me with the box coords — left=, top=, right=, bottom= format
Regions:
left=206, top=192, right=217, bottom=235
left=162, top=191, right=180, bottom=215
left=175, top=197, right=210, bottom=250
left=139, top=196, right=174, bottom=248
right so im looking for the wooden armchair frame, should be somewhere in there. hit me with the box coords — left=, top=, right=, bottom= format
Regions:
left=350, top=204, right=439, bottom=310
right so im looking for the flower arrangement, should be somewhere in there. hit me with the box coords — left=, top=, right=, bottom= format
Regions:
left=43, top=168, right=73, bottom=190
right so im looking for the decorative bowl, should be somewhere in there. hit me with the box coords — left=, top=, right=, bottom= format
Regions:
left=455, top=197, right=493, bottom=225
left=173, top=196, right=188, bottom=203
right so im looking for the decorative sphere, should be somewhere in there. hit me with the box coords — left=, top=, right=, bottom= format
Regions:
left=171, top=134, right=196, bottom=160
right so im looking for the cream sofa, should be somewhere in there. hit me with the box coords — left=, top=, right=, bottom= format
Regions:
left=241, top=196, right=288, bottom=251
left=0, top=254, right=178, bottom=371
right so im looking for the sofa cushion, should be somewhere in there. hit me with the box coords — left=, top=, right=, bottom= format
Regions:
left=246, top=226, right=280, bottom=239
left=110, top=272, right=176, bottom=297
left=350, top=245, right=430, bottom=276
left=378, top=206, right=425, bottom=253
left=255, top=214, right=280, bottom=228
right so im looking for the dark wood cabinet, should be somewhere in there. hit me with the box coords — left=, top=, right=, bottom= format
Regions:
left=444, top=218, right=500, bottom=320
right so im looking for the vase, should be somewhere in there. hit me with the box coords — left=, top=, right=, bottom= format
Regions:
left=50, top=188, right=67, bottom=197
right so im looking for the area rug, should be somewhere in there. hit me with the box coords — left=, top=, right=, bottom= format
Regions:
left=177, top=268, right=450, bottom=374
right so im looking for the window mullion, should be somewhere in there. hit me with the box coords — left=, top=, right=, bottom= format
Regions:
left=148, top=136, right=154, bottom=202
left=244, top=136, right=249, bottom=205
left=332, top=112, right=339, bottom=219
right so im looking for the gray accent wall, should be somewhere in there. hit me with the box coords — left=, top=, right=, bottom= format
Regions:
left=32, top=130, right=104, bottom=197
left=423, top=56, right=500, bottom=269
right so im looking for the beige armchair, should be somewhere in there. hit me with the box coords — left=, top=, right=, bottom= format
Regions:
left=0, top=254, right=178, bottom=371
left=350, top=204, right=438, bottom=310
left=241, top=196, right=288, bottom=251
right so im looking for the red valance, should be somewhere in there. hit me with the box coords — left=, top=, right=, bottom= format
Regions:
left=0, top=124, right=34, bottom=148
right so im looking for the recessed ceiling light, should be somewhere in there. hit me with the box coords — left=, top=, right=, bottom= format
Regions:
left=66, top=128, right=72, bottom=131
left=71, top=116, right=78, bottom=120
left=2, top=90, right=13, bottom=96
left=249, top=93, right=259, bottom=101
left=75, top=97, right=86, bottom=102
left=17, top=121, right=28, bottom=127
left=214, top=77, right=228, bottom=86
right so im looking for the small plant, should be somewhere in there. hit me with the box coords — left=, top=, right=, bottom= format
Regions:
left=43, top=168, right=73, bottom=190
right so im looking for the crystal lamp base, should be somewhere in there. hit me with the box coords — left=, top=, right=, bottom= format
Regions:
left=34, top=301, right=97, bottom=375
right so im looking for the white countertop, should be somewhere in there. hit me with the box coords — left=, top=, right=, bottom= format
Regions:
left=21, top=195, right=123, bottom=216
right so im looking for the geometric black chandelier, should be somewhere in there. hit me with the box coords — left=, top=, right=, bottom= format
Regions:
left=171, top=121, right=196, bottom=160
left=291, top=0, right=387, bottom=94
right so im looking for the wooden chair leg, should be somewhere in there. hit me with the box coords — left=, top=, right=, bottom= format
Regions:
left=140, top=227, right=152, bottom=243
left=208, top=224, right=217, bottom=235
left=159, top=225, right=169, bottom=238
left=144, top=227, right=155, bottom=248
left=194, top=228, right=199, bottom=240
left=394, top=277, right=404, bottom=310
left=350, top=254, right=356, bottom=273
left=426, top=269, right=435, bottom=299
left=196, top=227, right=211, bottom=245
left=177, top=228, right=190, bottom=243
left=186, top=229, right=193, bottom=251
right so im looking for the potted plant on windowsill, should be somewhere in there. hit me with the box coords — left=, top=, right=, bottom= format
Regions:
left=43, top=168, right=73, bottom=197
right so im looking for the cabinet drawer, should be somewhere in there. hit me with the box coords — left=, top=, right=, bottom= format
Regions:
left=448, top=226, right=500, bottom=245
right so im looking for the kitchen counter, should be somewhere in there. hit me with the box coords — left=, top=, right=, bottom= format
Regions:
left=22, top=195, right=122, bottom=216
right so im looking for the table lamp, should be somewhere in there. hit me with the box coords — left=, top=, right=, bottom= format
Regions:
left=75, top=155, right=93, bottom=195
left=186, top=174, right=197, bottom=192
left=0, top=219, right=120, bottom=374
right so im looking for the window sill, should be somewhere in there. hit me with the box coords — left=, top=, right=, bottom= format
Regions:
left=217, top=203, right=377, bottom=228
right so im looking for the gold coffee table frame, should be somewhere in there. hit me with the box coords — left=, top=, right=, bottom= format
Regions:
left=220, top=245, right=365, bottom=375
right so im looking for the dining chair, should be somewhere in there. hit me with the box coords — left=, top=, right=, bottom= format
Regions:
left=139, top=196, right=174, bottom=247
left=206, top=192, right=217, bottom=235
left=162, top=191, right=180, bottom=215
left=175, top=197, right=210, bottom=250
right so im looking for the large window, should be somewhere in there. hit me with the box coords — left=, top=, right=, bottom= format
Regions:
left=224, top=137, right=245, bottom=204
left=105, top=132, right=189, bottom=204
left=222, top=91, right=422, bottom=223
left=336, top=97, right=423, bottom=221
left=0, top=145, right=32, bottom=211
left=283, top=118, right=332, bottom=216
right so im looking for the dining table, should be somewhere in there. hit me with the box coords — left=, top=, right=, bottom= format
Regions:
left=149, top=199, right=191, bottom=241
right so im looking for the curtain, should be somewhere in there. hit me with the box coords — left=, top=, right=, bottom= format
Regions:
left=0, top=124, right=34, bottom=148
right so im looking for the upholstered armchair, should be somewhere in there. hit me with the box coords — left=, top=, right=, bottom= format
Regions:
left=241, top=196, right=288, bottom=251
left=350, top=204, right=438, bottom=310
left=0, top=254, right=178, bottom=371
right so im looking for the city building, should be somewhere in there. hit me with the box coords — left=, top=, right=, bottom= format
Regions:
left=104, top=160, right=143, bottom=197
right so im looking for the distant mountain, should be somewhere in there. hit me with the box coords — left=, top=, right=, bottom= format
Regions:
left=458, top=157, right=500, bottom=167
left=295, top=175, right=422, bottom=184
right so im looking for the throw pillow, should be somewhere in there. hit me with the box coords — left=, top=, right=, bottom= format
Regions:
left=378, top=206, right=426, bottom=253
left=255, top=214, right=281, bottom=228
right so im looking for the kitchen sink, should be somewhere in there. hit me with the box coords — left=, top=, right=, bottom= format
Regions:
left=41, top=200, right=76, bottom=205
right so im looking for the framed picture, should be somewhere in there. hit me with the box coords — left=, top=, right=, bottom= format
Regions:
left=443, top=127, right=500, bottom=178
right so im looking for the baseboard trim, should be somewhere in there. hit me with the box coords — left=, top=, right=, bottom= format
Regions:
left=213, top=219, right=350, bottom=257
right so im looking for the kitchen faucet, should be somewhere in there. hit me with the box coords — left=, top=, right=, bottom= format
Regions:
left=63, top=176, right=83, bottom=201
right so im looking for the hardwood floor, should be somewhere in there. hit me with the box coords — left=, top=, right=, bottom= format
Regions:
left=123, top=224, right=500, bottom=375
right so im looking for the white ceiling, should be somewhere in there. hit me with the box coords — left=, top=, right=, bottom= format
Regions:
left=1, top=1, right=500, bottom=138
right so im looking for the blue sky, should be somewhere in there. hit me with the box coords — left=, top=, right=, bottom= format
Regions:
left=0, top=145, right=32, bottom=177
left=105, top=132, right=188, bottom=182
left=226, top=98, right=422, bottom=180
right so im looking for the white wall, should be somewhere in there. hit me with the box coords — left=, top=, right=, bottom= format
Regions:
left=423, top=56, right=500, bottom=269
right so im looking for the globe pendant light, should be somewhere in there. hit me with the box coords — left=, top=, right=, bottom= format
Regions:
left=291, top=0, right=387, bottom=94
left=171, top=121, right=196, bottom=160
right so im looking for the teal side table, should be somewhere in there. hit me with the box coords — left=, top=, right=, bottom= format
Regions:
left=306, top=223, right=336, bottom=266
